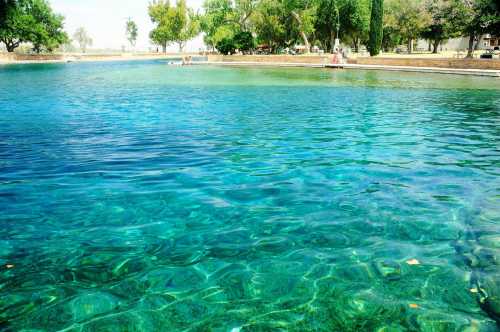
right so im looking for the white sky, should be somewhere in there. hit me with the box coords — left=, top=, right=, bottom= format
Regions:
left=50, top=0, right=206, bottom=51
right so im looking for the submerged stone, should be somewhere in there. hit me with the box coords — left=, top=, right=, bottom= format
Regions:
left=479, top=274, right=500, bottom=321
left=70, top=292, right=120, bottom=322
left=374, top=260, right=401, bottom=281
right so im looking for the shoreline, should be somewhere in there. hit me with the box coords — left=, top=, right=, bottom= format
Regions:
left=198, top=61, right=500, bottom=77
left=1, top=53, right=499, bottom=77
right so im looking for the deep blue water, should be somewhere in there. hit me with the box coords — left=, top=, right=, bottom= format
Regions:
left=0, top=61, right=499, bottom=331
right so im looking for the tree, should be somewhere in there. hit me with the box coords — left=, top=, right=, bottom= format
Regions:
left=125, top=18, right=138, bottom=49
left=73, top=27, right=92, bottom=53
left=30, top=0, right=68, bottom=53
left=201, top=0, right=239, bottom=49
left=339, top=0, right=370, bottom=51
left=0, top=0, right=68, bottom=53
left=284, top=0, right=317, bottom=53
left=420, top=0, right=459, bottom=54
left=368, top=0, right=383, bottom=56
left=252, top=0, right=286, bottom=52
left=149, top=0, right=199, bottom=53
left=315, top=0, right=340, bottom=52
left=170, top=0, right=200, bottom=52
left=233, top=30, right=255, bottom=52
left=216, top=37, right=237, bottom=53
left=149, top=0, right=173, bottom=52
left=384, top=0, right=430, bottom=53
left=446, top=0, right=500, bottom=58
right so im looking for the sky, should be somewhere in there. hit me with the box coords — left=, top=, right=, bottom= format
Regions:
left=50, top=0, right=206, bottom=52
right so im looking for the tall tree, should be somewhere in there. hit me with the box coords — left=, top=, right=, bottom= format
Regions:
left=368, top=0, right=383, bottom=56
left=339, top=0, right=370, bottom=51
left=73, top=27, right=92, bottom=53
left=149, top=0, right=199, bottom=53
left=149, top=0, right=172, bottom=52
left=284, top=0, right=317, bottom=53
left=170, top=0, right=200, bottom=52
left=252, top=0, right=286, bottom=52
left=315, top=0, right=340, bottom=52
left=125, top=17, right=138, bottom=49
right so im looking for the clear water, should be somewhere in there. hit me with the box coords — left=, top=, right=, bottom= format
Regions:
left=1, top=61, right=499, bottom=331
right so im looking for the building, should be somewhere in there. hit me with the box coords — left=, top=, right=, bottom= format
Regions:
left=416, top=34, right=499, bottom=53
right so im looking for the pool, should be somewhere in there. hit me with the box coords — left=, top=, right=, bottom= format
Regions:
left=0, top=61, right=499, bottom=331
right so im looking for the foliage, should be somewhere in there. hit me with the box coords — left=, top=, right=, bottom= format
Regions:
left=368, top=0, right=383, bottom=55
left=0, top=0, right=68, bottom=53
left=73, top=27, right=92, bottom=53
left=216, top=36, right=237, bottom=54
left=125, top=18, right=138, bottom=48
left=384, top=0, right=430, bottom=53
left=445, top=0, right=500, bottom=57
left=233, top=31, right=255, bottom=51
left=149, top=0, right=172, bottom=52
left=201, top=0, right=239, bottom=48
left=148, top=0, right=199, bottom=52
left=252, top=0, right=286, bottom=51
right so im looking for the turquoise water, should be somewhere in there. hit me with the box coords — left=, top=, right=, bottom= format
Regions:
left=0, top=61, right=499, bottom=331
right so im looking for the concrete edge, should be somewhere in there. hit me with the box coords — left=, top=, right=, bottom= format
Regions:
left=197, top=61, right=500, bottom=77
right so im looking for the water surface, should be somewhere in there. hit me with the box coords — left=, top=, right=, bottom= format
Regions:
left=1, top=62, right=499, bottom=331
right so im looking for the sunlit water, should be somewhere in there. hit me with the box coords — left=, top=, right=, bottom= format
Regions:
left=1, top=61, right=499, bottom=331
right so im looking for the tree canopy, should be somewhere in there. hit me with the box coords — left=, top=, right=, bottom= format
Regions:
left=73, top=27, right=92, bottom=53
left=192, top=0, right=500, bottom=56
left=126, top=18, right=138, bottom=48
left=0, top=0, right=68, bottom=53
left=148, top=0, right=200, bottom=53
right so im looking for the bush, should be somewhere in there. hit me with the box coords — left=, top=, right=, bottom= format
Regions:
left=233, top=31, right=255, bottom=53
left=216, top=37, right=236, bottom=55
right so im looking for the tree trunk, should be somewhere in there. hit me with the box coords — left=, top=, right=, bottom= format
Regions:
left=428, top=40, right=432, bottom=52
left=407, top=39, right=413, bottom=54
left=432, top=40, right=440, bottom=54
left=178, top=42, right=184, bottom=53
left=474, top=35, right=481, bottom=51
left=353, top=37, right=359, bottom=53
left=4, top=40, right=18, bottom=52
left=330, top=30, right=335, bottom=53
left=291, top=11, right=310, bottom=53
left=162, top=43, right=167, bottom=54
left=466, top=34, right=475, bottom=58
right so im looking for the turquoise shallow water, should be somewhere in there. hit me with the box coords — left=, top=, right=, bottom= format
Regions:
left=0, top=61, right=500, bottom=331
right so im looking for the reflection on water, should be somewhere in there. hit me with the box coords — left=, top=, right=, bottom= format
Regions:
left=0, top=62, right=499, bottom=331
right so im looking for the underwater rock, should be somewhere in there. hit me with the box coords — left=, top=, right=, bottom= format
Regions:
left=72, top=266, right=115, bottom=284
left=375, top=324, right=408, bottom=332
left=136, top=294, right=176, bottom=310
left=254, top=236, right=292, bottom=253
left=414, top=311, right=470, bottom=332
left=143, top=267, right=206, bottom=293
left=81, top=310, right=166, bottom=332
left=308, top=232, right=351, bottom=248
left=162, top=299, right=209, bottom=324
left=478, top=274, right=500, bottom=322
left=374, top=260, right=401, bottom=281
left=216, top=269, right=255, bottom=300
left=0, top=294, right=36, bottom=322
left=111, top=257, right=149, bottom=278
left=477, top=235, right=500, bottom=249
left=70, top=292, right=119, bottom=322
left=108, top=278, right=149, bottom=300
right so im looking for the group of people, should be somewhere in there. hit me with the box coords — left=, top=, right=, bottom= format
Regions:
left=332, top=48, right=347, bottom=65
